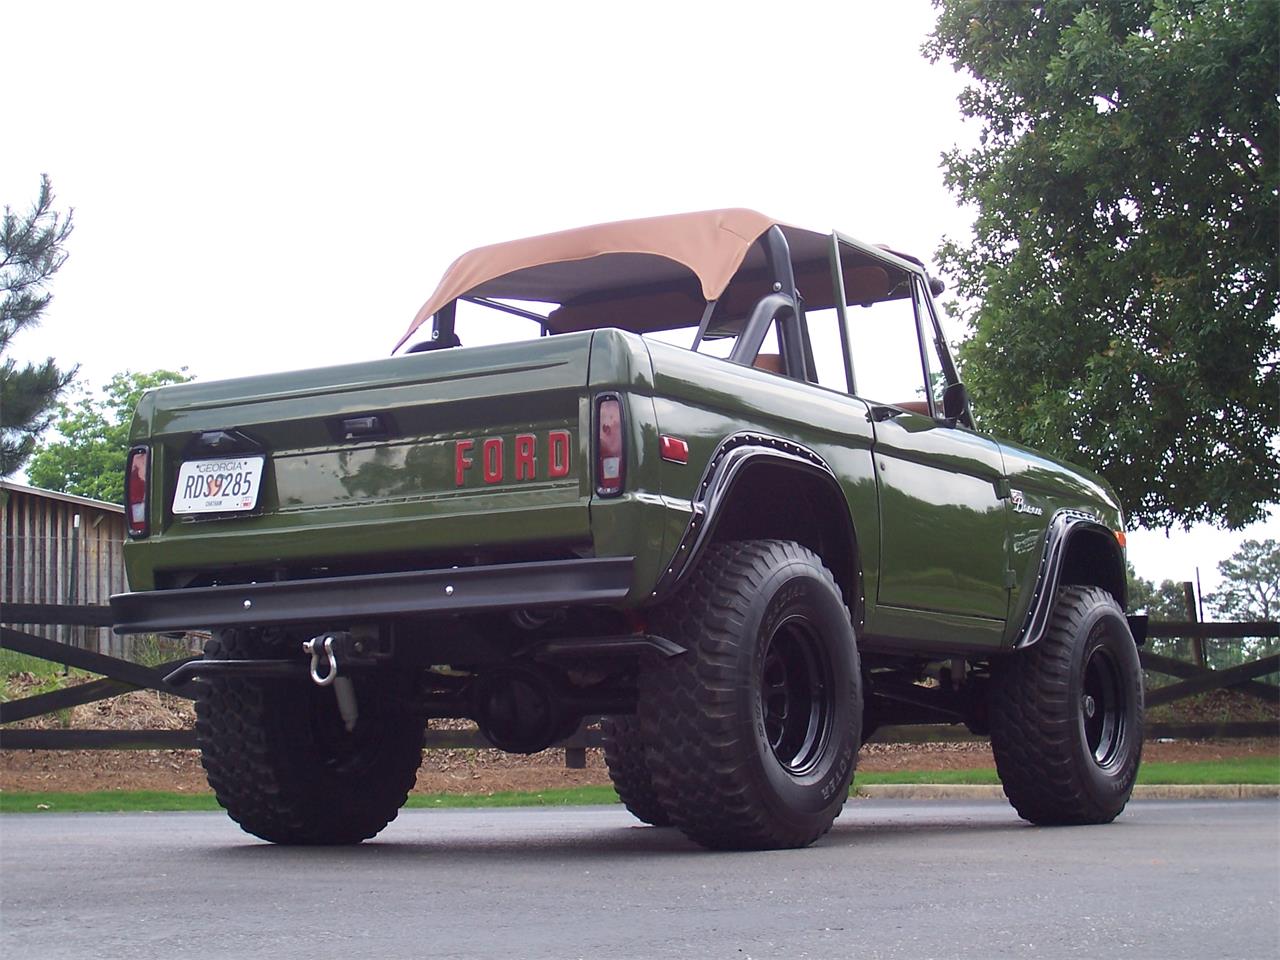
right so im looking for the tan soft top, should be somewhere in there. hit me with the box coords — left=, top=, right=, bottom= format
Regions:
left=394, top=209, right=842, bottom=351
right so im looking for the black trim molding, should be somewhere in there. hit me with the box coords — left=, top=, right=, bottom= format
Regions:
left=650, top=432, right=841, bottom=600
left=1013, top=509, right=1118, bottom=649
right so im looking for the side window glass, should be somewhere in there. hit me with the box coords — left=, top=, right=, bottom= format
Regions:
left=915, top=281, right=950, bottom=415
left=439, top=298, right=546, bottom=349
left=801, top=305, right=851, bottom=392
left=655, top=314, right=784, bottom=367
left=843, top=257, right=929, bottom=411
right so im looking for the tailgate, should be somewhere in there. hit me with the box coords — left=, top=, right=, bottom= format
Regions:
left=126, top=334, right=595, bottom=587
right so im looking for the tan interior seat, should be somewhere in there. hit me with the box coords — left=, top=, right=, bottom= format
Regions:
left=753, top=354, right=784, bottom=374
left=894, top=400, right=931, bottom=416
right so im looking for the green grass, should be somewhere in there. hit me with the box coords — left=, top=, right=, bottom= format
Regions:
left=0, top=652, right=82, bottom=725
left=855, top=769, right=1001, bottom=785
left=0, top=649, right=71, bottom=684
left=0, top=785, right=623, bottom=814
left=0, top=634, right=196, bottom=688
left=403, top=785, right=620, bottom=808
left=0, top=635, right=197, bottom=709
left=127, top=634, right=201, bottom=668
left=2, top=756, right=1273, bottom=814
left=852, top=757, right=1279, bottom=787
left=1136, top=758, right=1278, bottom=785
left=0, top=790, right=223, bottom=813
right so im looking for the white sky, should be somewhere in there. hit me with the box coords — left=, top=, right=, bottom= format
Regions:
left=3, top=0, right=1274, bottom=597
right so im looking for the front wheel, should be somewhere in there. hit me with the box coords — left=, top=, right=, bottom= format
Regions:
left=989, top=585, right=1144, bottom=825
left=639, top=540, right=861, bottom=850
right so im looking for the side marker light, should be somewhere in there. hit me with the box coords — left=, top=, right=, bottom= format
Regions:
left=660, top=436, right=689, bottom=464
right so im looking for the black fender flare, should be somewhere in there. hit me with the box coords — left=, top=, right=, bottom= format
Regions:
left=1013, top=509, right=1133, bottom=649
left=650, top=433, right=861, bottom=611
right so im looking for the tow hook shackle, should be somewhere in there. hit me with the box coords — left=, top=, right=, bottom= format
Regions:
left=303, top=635, right=341, bottom=687
left=303, top=632, right=360, bottom=732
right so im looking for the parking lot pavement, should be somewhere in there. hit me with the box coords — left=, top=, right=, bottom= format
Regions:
left=2, top=799, right=1277, bottom=960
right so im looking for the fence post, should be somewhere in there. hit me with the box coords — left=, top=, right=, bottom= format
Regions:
left=1182, top=581, right=1204, bottom=667
left=65, top=514, right=81, bottom=651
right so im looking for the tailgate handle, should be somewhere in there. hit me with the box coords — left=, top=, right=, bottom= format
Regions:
left=340, top=415, right=386, bottom=439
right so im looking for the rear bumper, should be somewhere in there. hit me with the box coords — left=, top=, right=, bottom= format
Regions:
left=110, top=557, right=634, bottom=634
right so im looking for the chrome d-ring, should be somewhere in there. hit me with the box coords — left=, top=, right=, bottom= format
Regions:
left=303, top=635, right=339, bottom=687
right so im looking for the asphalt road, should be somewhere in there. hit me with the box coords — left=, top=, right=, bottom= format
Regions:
left=2, top=800, right=1277, bottom=960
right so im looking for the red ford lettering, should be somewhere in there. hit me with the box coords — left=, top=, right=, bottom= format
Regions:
left=515, top=434, right=536, bottom=480
left=455, top=432, right=571, bottom=486
left=454, top=439, right=474, bottom=486
left=482, top=438, right=503, bottom=484
left=548, top=430, right=570, bottom=478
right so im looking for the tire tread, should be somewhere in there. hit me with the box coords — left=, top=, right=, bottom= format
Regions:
left=639, top=540, right=859, bottom=850
left=989, top=585, right=1143, bottom=825
left=196, top=629, right=422, bottom=844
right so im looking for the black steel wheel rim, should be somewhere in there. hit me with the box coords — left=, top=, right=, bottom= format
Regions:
left=760, top=615, right=835, bottom=776
left=1080, top=639, right=1126, bottom=769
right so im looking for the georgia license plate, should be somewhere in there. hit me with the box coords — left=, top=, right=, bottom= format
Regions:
left=172, top=456, right=265, bottom=514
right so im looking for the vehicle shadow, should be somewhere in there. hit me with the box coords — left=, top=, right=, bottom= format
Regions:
left=200, top=800, right=1040, bottom=865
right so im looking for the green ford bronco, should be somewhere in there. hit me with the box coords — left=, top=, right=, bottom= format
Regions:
left=112, top=209, right=1145, bottom=849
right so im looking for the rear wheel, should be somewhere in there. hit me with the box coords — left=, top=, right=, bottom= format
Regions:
left=989, top=585, right=1144, bottom=825
left=195, top=629, right=424, bottom=844
left=601, top=715, right=670, bottom=827
left=639, top=540, right=861, bottom=850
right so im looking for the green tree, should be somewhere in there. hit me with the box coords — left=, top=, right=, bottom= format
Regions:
left=1207, top=538, right=1280, bottom=622
left=925, top=0, right=1279, bottom=530
left=27, top=369, right=193, bottom=503
left=1126, top=563, right=1195, bottom=671
left=1, top=175, right=78, bottom=475
left=1126, top=564, right=1186, bottom=619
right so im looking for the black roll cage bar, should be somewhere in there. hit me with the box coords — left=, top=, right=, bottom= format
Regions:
left=726, top=227, right=816, bottom=382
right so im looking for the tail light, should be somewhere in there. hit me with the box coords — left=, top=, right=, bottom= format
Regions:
left=595, top=395, right=624, bottom=497
left=125, top=446, right=150, bottom=538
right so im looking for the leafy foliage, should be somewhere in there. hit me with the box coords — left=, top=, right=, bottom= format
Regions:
left=1126, top=563, right=1187, bottom=618
left=27, top=369, right=193, bottom=503
left=926, top=0, right=1279, bottom=530
left=1, top=175, right=78, bottom=475
left=1207, top=538, right=1280, bottom=621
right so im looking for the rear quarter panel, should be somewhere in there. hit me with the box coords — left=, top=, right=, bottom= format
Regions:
left=638, top=338, right=879, bottom=608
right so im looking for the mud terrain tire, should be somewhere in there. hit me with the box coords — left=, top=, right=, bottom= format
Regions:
left=989, top=585, right=1144, bottom=825
left=601, top=715, right=670, bottom=827
left=195, top=629, right=424, bottom=844
left=639, top=540, right=861, bottom=850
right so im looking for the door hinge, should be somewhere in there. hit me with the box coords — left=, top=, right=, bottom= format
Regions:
left=1003, top=569, right=1018, bottom=589
left=994, top=477, right=1012, bottom=500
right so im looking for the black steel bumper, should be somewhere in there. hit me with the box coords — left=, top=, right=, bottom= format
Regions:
left=110, top=557, right=635, bottom=634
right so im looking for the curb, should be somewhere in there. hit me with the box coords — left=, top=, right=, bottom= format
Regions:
left=854, top=784, right=1280, bottom=801
left=1130, top=784, right=1280, bottom=800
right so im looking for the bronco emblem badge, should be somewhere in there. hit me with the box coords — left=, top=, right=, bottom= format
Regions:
left=1009, top=489, right=1044, bottom=516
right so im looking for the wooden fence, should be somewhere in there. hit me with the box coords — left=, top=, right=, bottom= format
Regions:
left=1, top=605, right=1276, bottom=759
left=0, top=603, right=597, bottom=767
left=1, top=481, right=128, bottom=655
